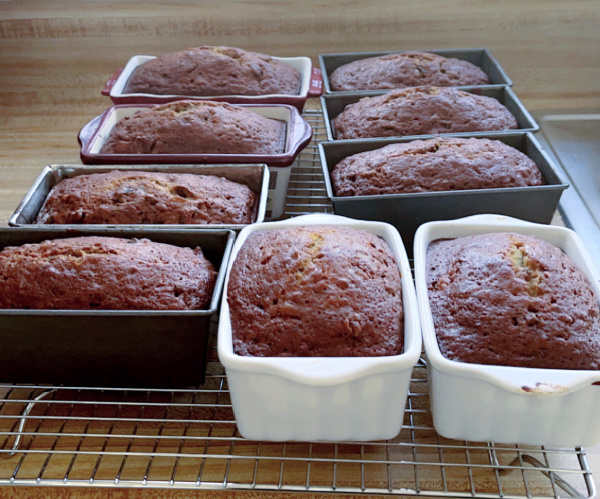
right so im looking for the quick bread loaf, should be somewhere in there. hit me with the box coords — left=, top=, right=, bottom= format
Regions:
left=0, top=236, right=217, bottom=310
left=331, top=137, right=544, bottom=196
left=100, top=100, right=286, bottom=155
left=35, top=171, right=257, bottom=225
left=426, top=232, right=600, bottom=370
left=125, top=45, right=301, bottom=96
left=332, top=86, right=518, bottom=139
left=330, top=51, right=489, bottom=91
left=228, top=225, right=404, bottom=357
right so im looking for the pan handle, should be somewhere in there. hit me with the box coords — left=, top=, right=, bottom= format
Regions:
left=307, top=67, right=323, bottom=98
left=77, top=109, right=110, bottom=152
left=101, top=68, right=124, bottom=96
left=287, top=108, right=314, bottom=157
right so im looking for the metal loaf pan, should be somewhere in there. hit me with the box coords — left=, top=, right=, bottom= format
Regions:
left=0, top=227, right=235, bottom=388
left=321, top=86, right=539, bottom=141
left=319, top=48, right=512, bottom=94
left=10, top=164, right=269, bottom=231
left=318, top=132, right=568, bottom=256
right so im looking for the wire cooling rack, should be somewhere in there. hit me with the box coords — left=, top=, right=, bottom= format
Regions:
left=284, top=109, right=334, bottom=218
left=0, top=108, right=594, bottom=497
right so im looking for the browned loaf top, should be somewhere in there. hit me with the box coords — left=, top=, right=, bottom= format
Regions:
left=125, top=45, right=301, bottom=96
left=0, top=236, right=217, bottom=310
left=332, top=86, right=518, bottom=139
left=100, top=100, right=286, bottom=155
left=35, top=171, right=257, bottom=225
left=228, top=225, right=404, bottom=357
left=330, top=51, right=489, bottom=91
left=331, top=137, right=544, bottom=196
left=427, top=232, right=600, bottom=370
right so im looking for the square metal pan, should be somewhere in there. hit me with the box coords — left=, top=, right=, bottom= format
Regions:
left=0, top=227, right=235, bottom=388
left=321, top=86, right=539, bottom=141
left=319, top=48, right=512, bottom=94
left=9, top=164, right=269, bottom=231
left=318, top=132, right=568, bottom=257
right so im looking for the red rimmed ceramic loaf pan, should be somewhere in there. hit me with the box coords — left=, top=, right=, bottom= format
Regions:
left=102, top=55, right=323, bottom=111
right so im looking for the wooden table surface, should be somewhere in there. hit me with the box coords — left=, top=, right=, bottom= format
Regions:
left=1, top=1, right=599, bottom=497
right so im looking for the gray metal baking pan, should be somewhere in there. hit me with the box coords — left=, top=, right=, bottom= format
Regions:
left=319, top=48, right=512, bottom=94
left=0, top=227, right=235, bottom=388
left=319, top=132, right=568, bottom=256
left=321, top=86, right=539, bottom=141
left=10, top=164, right=269, bottom=230
left=533, top=110, right=600, bottom=262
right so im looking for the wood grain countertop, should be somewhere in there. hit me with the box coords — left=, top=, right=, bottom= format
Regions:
left=1, top=1, right=599, bottom=497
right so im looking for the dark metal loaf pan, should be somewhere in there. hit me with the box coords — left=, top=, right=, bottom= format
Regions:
left=321, top=86, right=539, bottom=141
left=10, top=164, right=269, bottom=231
left=319, top=48, right=512, bottom=94
left=0, top=227, right=235, bottom=388
left=318, top=132, right=568, bottom=257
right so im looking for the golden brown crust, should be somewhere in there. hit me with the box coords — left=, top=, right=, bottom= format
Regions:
left=125, top=46, right=301, bottom=96
left=228, top=226, right=403, bottom=357
left=101, top=100, right=286, bottom=155
left=427, top=232, right=600, bottom=369
left=331, top=51, right=489, bottom=91
left=333, top=86, right=518, bottom=139
left=331, top=137, right=543, bottom=196
left=0, top=236, right=217, bottom=310
left=36, top=171, right=257, bottom=225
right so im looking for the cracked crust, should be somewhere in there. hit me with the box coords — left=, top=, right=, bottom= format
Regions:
left=426, top=232, right=600, bottom=369
left=100, top=100, right=286, bottom=155
left=331, top=137, right=544, bottom=196
left=0, top=236, right=217, bottom=310
left=125, top=45, right=301, bottom=96
left=330, top=51, right=489, bottom=91
left=35, top=171, right=257, bottom=225
left=332, top=86, right=518, bottom=139
left=228, top=225, right=404, bottom=357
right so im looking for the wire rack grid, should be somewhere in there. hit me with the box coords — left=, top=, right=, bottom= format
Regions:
left=0, top=108, right=595, bottom=497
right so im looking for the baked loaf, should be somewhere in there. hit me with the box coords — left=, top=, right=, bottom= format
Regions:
left=427, top=232, right=600, bottom=370
left=332, top=86, right=518, bottom=139
left=331, top=137, right=544, bottom=196
left=228, top=225, right=404, bottom=357
left=100, top=100, right=286, bottom=155
left=125, top=45, right=301, bottom=96
left=330, top=51, right=489, bottom=91
left=35, top=171, right=257, bottom=225
left=0, top=236, right=217, bottom=310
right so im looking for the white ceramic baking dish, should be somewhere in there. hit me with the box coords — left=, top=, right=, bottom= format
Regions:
left=102, top=55, right=323, bottom=111
left=413, top=214, right=600, bottom=447
left=78, top=103, right=313, bottom=220
left=218, top=213, right=422, bottom=442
